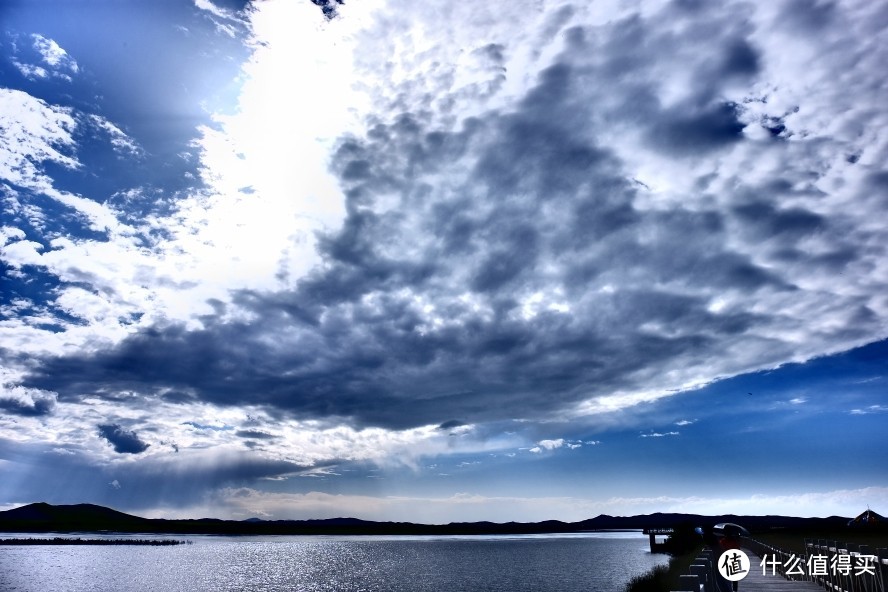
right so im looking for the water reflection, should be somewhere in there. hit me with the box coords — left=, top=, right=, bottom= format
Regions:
left=0, top=531, right=668, bottom=592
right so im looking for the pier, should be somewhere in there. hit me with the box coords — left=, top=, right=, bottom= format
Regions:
left=643, top=527, right=674, bottom=553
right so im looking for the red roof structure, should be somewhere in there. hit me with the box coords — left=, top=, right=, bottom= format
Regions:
left=847, top=508, right=884, bottom=526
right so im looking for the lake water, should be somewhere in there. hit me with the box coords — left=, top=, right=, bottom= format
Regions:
left=0, top=531, right=668, bottom=592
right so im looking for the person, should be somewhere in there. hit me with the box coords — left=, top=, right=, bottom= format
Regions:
left=718, top=525, right=743, bottom=592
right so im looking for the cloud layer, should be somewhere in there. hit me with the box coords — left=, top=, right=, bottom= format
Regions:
left=1, top=0, right=887, bottom=518
left=15, top=0, right=888, bottom=433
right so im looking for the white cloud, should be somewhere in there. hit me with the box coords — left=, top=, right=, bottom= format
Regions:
left=9, top=0, right=888, bottom=424
left=0, top=502, right=29, bottom=513
left=194, top=0, right=233, bottom=20
left=32, top=35, right=78, bottom=72
left=853, top=377, right=882, bottom=384
left=295, top=466, right=341, bottom=478
left=0, top=382, right=57, bottom=416
left=9, top=35, right=79, bottom=82
left=193, top=0, right=248, bottom=36
left=850, top=405, right=888, bottom=415
left=12, top=61, right=49, bottom=80
left=0, top=88, right=78, bottom=190
left=0, top=90, right=136, bottom=237
left=87, top=115, right=141, bottom=156
left=639, top=432, right=679, bottom=438
left=0, top=391, right=525, bottom=472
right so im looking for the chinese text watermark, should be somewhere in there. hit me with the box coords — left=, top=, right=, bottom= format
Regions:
left=760, top=554, right=878, bottom=577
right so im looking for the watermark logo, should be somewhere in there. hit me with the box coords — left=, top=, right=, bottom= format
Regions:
left=718, top=550, right=751, bottom=581
left=760, top=553, right=878, bottom=577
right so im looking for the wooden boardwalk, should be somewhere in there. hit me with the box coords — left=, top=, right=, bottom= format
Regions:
left=672, top=537, right=886, bottom=592
left=674, top=546, right=829, bottom=592
left=738, top=559, right=823, bottom=592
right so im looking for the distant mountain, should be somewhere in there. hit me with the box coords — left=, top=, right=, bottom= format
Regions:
left=0, top=502, right=864, bottom=536
left=574, top=512, right=854, bottom=532
left=0, top=502, right=150, bottom=531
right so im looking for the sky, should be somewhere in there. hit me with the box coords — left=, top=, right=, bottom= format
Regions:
left=1, top=0, right=886, bottom=524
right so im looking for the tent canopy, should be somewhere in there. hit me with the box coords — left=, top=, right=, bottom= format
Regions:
left=848, top=509, right=884, bottom=526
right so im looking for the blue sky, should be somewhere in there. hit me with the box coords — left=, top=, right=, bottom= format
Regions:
left=1, top=0, right=886, bottom=523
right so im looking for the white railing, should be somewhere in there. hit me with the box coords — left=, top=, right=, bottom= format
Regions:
left=672, top=547, right=725, bottom=592
left=742, top=537, right=886, bottom=592
left=674, top=538, right=887, bottom=592
left=803, top=539, right=887, bottom=592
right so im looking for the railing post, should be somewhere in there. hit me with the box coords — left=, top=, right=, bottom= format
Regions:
left=860, top=545, right=876, bottom=592
left=677, top=573, right=702, bottom=591
left=828, top=540, right=840, bottom=592
left=876, top=548, right=888, bottom=592
left=848, top=542, right=859, bottom=592
left=805, top=539, right=814, bottom=583
left=705, top=548, right=727, bottom=592
left=814, top=539, right=828, bottom=589
left=742, top=535, right=886, bottom=592
left=690, top=563, right=711, bottom=592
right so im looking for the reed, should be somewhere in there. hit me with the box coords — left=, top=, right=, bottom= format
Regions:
left=0, top=537, right=187, bottom=545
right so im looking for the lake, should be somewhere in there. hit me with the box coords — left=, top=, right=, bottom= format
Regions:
left=0, top=531, right=668, bottom=592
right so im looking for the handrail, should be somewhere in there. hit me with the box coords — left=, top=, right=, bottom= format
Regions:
left=803, top=539, right=887, bottom=592
left=742, top=536, right=887, bottom=592
left=671, top=547, right=726, bottom=592
left=742, top=536, right=806, bottom=581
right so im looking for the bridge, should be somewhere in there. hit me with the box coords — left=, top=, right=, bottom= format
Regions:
left=671, top=537, right=887, bottom=592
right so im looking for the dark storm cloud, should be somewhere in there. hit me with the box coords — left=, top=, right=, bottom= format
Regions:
left=235, top=429, right=278, bottom=440
left=18, top=0, right=881, bottom=433
left=97, top=424, right=149, bottom=454
left=647, top=101, right=745, bottom=155
left=22, top=71, right=783, bottom=431
left=720, top=39, right=760, bottom=78
left=309, top=0, right=344, bottom=19
left=780, top=0, right=836, bottom=32
left=0, top=393, right=55, bottom=416
left=732, top=201, right=825, bottom=239
left=437, top=420, right=466, bottom=430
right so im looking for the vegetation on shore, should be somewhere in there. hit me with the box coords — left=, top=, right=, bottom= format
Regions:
left=624, top=546, right=703, bottom=592
left=624, top=522, right=709, bottom=592
left=0, top=537, right=187, bottom=546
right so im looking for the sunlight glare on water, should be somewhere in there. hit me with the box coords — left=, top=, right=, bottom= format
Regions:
left=0, top=532, right=668, bottom=592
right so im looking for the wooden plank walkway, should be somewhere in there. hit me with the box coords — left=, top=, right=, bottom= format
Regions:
left=738, top=563, right=823, bottom=592
left=674, top=539, right=886, bottom=592
left=737, top=547, right=822, bottom=592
